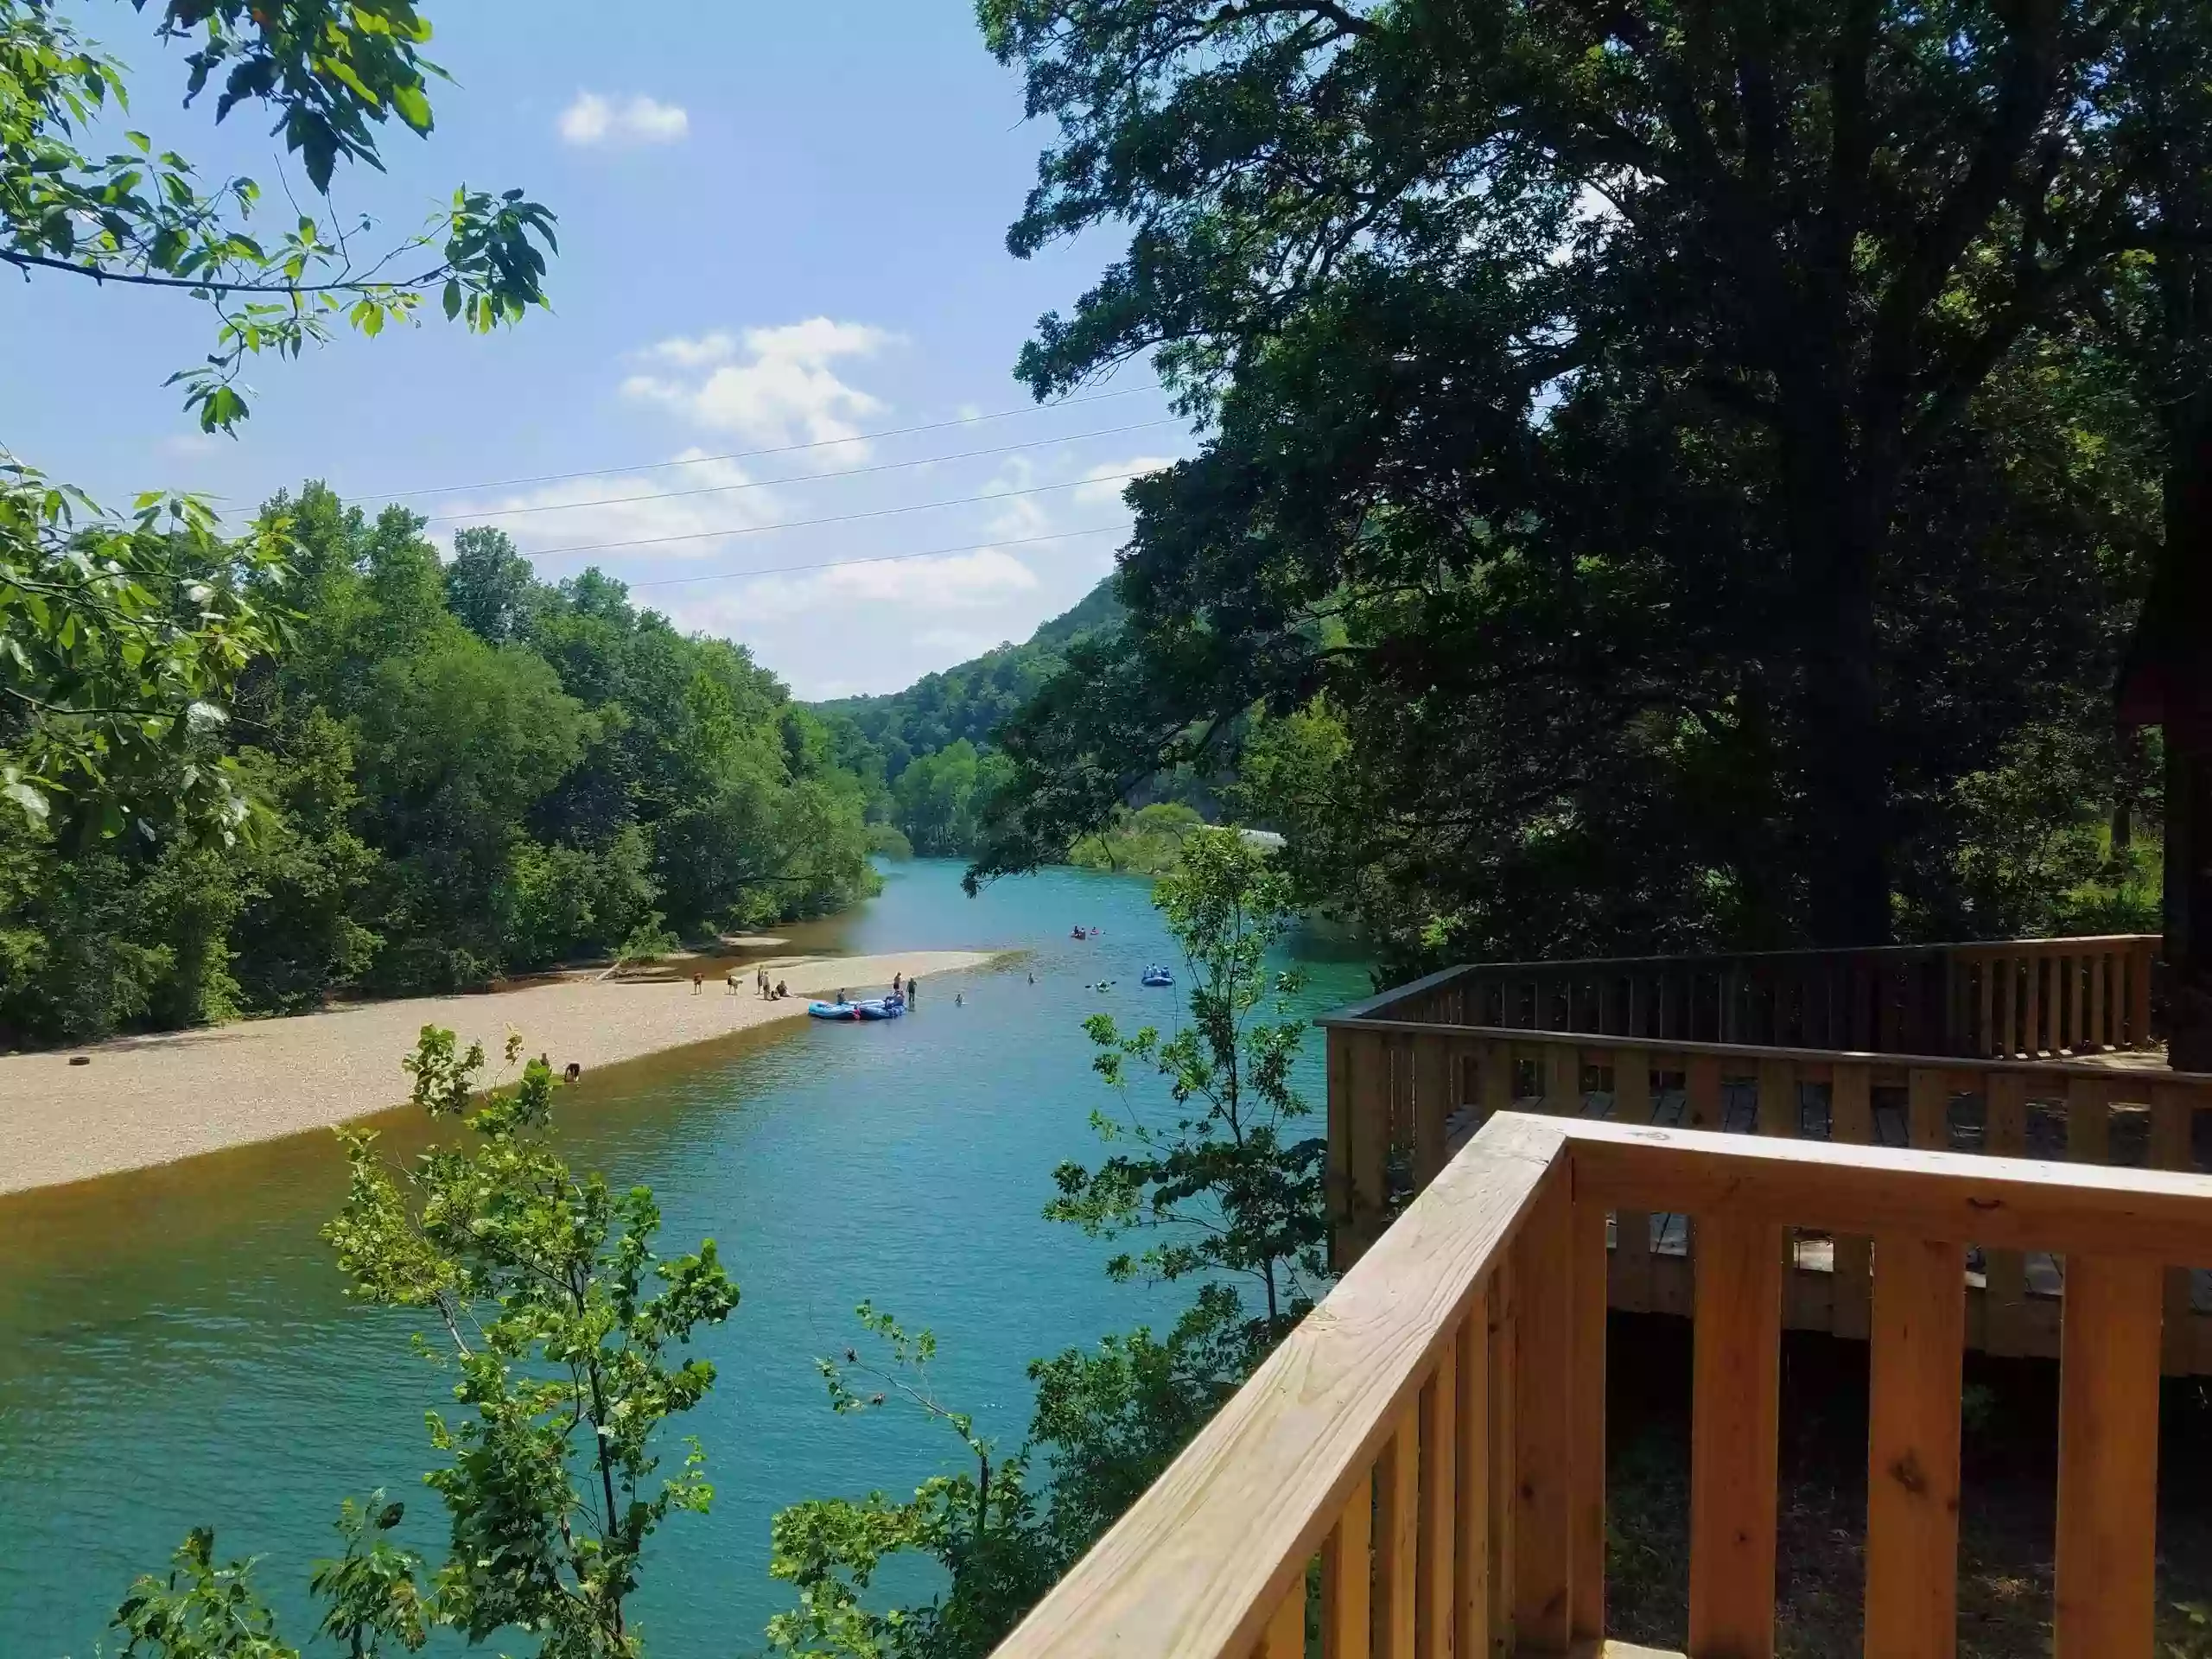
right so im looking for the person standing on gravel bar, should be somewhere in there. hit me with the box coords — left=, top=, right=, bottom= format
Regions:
left=907, top=976, right=919, bottom=1007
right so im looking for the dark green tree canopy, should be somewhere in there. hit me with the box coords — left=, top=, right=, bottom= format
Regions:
left=976, top=0, right=2184, bottom=959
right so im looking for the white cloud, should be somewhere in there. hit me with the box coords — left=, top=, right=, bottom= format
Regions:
left=622, top=319, right=898, bottom=462
left=913, top=626, right=1005, bottom=654
left=1074, top=454, right=1175, bottom=505
left=977, top=454, right=1050, bottom=539
left=644, top=331, right=739, bottom=369
left=558, top=91, right=690, bottom=148
left=156, top=431, right=223, bottom=461
left=433, top=450, right=785, bottom=563
left=668, top=547, right=1039, bottom=633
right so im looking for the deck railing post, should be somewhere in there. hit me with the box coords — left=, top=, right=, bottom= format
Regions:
left=2026, top=949, right=2045, bottom=1058
left=1510, top=1177, right=1573, bottom=1650
left=1418, top=1344, right=1456, bottom=1659
left=1613, top=1048, right=1654, bottom=1313
left=1487, top=1260, right=1518, bottom=1656
left=1413, top=1035, right=1450, bottom=1190
left=1570, top=1196, right=1609, bottom=1644
left=2152, top=1084, right=2200, bottom=1374
left=1830, top=1062, right=1874, bottom=1341
left=1327, top=1027, right=1351, bottom=1272
left=1865, top=1234, right=1967, bottom=1658
left=1688, top=1211, right=1784, bottom=1659
left=1376, top=1408, right=1418, bottom=1656
left=1454, top=1309, right=1491, bottom=1659
left=1323, top=1468, right=1372, bottom=1659
left=2054, top=1255, right=2164, bottom=1656
left=1337, top=1029, right=1391, bottom=1269
left=1981, top=1071, right=2031, bottom=1357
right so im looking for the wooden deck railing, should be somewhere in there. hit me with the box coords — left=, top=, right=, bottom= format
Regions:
left=1322, top=1016, right=2212, bottom=1373
left=1351, top=934, right=2161, bottom=1060
left=990, top=1114, right=2212, bottom=1658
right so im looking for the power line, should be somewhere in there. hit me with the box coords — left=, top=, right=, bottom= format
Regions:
left=356, top=386, right=1166, bottom=505
left=423, top=417, right=1177, bottom=524
left=626, top=524, right=1133, bottom=590
left=518, top=469, right=1152, bottom=562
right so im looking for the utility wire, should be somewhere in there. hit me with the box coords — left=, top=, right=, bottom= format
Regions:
left=520, top=469, right=1151, bottom=562
left=626, top=524, right=1134, bottom=589
left=354, top=386, right=1166, bottom=505
left=423, top=417, right=1176, bottom=524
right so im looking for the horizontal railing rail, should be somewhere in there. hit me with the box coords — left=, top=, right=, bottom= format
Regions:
left=1348, top=934, right=2161, bottom=1061
left=991, top=1115, right=2212, bottom=1658
left=1321, top=1018, right=2212, bottom=1373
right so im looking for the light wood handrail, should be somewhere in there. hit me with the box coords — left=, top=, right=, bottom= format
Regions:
left=992, top=1117, right=2212, bottom=1658
left=1337, top=933, right=2163, bottom=1060
left=988, top=1113, right=1570, bottom=1657
left=1333, top=935, right=2158, bottom=992
left=1313, top=1014, right=2203, bottom=1088
left=1560, top=1116, right=2212, bottom=1259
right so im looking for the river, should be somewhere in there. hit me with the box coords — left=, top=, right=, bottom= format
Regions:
left=0, top=860, right=1370, bottom=1656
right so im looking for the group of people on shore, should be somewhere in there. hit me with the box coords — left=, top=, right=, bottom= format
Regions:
left=682, top=964, right=926, bottom=1005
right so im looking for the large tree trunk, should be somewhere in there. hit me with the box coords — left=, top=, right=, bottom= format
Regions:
left=2164, top=745, right=2212, bottom=1069
left=2128, top=420, right=2212, bottom=1068
left=1784, top=391, right=1897, bottom=948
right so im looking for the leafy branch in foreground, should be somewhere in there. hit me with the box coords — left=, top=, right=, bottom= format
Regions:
left=110, top=1027, right=737, bottom=1659
left=1049, top=826, right=1327, bottom=1351
left=0, top=460, right=289, bottom=836
left=766, top=1304, right=1053, bottom=1659
left=1, top=0, right=556, bottom=429
left=3, top=1, right=556, bottom=840
left=766, top=834, right=1324, bottom=1657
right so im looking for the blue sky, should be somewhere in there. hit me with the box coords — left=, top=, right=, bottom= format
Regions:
left=6, top=1, right=1188, bottom=697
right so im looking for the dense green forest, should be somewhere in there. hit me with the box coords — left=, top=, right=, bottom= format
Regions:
left=973, top=0, right=2198, bottom=987
left=0, top=488, right=875, bottom=1047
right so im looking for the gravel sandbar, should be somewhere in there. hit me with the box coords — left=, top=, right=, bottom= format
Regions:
left=0, top=950, right=1001, bottom=1195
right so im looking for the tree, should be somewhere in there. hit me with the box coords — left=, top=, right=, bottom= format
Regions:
left=445, top=528, right=541, bottom=646
left=763, top=1297, right=1243, bottom=1659
left=1048, top=827, right=1327, bottom=1350
left=2102, top=3, right=2212, bottom=1061
left=0, top=1, right=554, bottom=430
left=1, top=0, right=554, bottom=836
left=764, top=833, right=1322, bottom=1655
left=765, top=1306, right=1056, bottom=1659
left=113, top=1027, right=738, bottom=1659
left=976, top=0, right=2174, bottom=951
left=0, top=474, right=289, bottom=839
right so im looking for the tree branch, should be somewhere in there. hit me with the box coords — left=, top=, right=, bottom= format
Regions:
left=0, top=246, right=448, bottom=296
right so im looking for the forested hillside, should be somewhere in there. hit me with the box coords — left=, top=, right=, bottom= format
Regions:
left=0, top=486, right=874, bottom=1047
left=812, top=579, right=1125, bottom=855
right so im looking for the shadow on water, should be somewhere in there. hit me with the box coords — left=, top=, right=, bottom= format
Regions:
left=0, top=861, right=1370, bottom=1656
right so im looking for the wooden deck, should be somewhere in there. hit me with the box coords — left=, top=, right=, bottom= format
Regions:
left=1322, top=933, right=2212, bottom=1375
left=989, top=1114, right=2212, bottom=1656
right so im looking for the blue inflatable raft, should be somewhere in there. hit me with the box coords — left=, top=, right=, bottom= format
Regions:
left=809, top=994, right=906, bottom=1021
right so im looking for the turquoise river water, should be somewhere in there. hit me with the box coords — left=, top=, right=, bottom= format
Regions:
left=0, top=861, right=1370, bottom=1656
